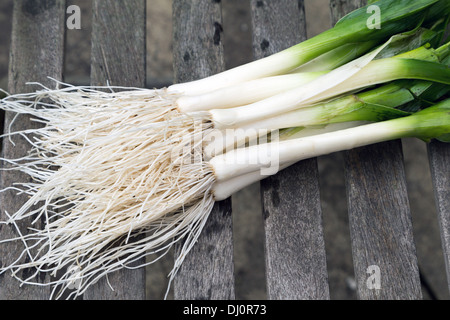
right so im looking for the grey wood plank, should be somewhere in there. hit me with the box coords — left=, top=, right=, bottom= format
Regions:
left=252, top=0, right=330, bottom=300
left=172, top=0, right=235, bottom=300
left=343, top=141, right=423, bottom=299
left=90, top=0, right=147, bottom=88
left=428, top=141, right=450, bottom=293
left=83, top=0, right=147, bottom=300
left=0, top=0, right=66, bottom=300
left=330, top=0, right=422, bottom=300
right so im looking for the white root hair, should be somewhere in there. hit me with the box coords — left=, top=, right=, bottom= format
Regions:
left=0, top=81, right=217, bottom=299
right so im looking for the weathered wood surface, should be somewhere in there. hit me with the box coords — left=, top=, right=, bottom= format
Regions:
left=253, top=0, right=330, bottom=300
left=0, top=0, right=66, bottom=300
left=1, top=0, right=448, bottom=301
left=83, top=0, right=147, bottom=300
left=330, top=0, right=422, bottom=300
left=172, top=0, right=235, bottom=300
left=428, top=141, right=450, bottom=292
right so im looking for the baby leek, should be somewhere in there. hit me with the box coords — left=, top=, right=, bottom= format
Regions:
left=210, top=98, right=450, bottom=199
left=168, top=0, right=444, bottom=95
left=176, top=26, right=442, bottom=113
left=209, top=42, right=450, bottom=129
left=204, top=81, right=424, bottom=158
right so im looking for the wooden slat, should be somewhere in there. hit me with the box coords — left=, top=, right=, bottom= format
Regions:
left=172, top=0, right=235, bottom=300
left=428, top=141, right=450, bottom=293
left=252, top=0, right=330, bottom=300
left=0, top=0, right=66, bottom=300
left=83, top=0, right=147, bottom=300
left=330, top=0, right=422, bottom=300
left=90, top=0, right=147, bottom=88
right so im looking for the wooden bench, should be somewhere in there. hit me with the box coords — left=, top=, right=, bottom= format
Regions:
left=0, top=0, right=449, bottom=300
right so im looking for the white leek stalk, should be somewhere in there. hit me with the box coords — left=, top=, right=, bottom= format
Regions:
left=210, top=99, right=450, bottom=199
left=209, top=48, right=450, bottom=128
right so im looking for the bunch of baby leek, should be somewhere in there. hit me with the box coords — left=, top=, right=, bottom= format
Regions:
left=212, top=46, right=450, bottom=198
left=0, top=0, right=449, bottom=300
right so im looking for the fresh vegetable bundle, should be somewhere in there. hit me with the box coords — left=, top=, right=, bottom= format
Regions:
left=0, top=0, right=449, bottom=299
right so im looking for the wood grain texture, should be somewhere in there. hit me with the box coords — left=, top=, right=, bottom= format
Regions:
left=331, top=0, right=422, bottom=299
left=344, top=141, right=422, bottom=299
left=83, top=0, right=147, bottom=300
left=252, top=0, right=330, bottom=300
left=428, top=141, right=450, bottom=293
left=90, top=0, right=146, bottom=88
left=172, top=0, right=225, bottom=83
left=172, top=0, right=235, bottom=300
left=0, top=0, right=66, bottom=300
left=329, top=0, right=366, bottom=22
